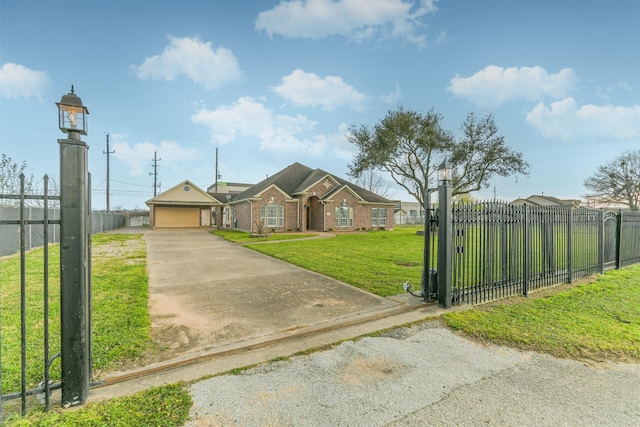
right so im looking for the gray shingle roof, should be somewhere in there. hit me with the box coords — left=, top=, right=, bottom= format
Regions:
left=229, top=162, right=393, bottom=204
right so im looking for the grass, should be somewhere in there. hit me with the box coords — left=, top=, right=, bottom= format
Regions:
left=3, top=383, right=191, bottom=427
left=245, top=226, right=425, bottom=297
left=442, top=264, right=640, bottom=362
left=1, top=234, right=153, bottom=421
left=212, top=229, right=319, bottom=243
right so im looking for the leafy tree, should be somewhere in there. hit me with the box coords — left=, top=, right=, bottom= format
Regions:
left=583, top=149, right=640, bottom=211
left=0, top=154, right=35, bottom=205
left=449, top=113, right=529, bottom=196
left=348, top=107, right=529, bottom=206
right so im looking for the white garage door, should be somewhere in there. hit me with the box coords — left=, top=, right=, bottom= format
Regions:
left=155, top=206, right=200, bottom=228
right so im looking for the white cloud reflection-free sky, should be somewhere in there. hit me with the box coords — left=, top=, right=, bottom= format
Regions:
left=1, top=0, right=638, bottom=209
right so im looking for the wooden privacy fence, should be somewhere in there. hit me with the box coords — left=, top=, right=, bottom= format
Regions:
left=447, top=202, right=640, bottom=305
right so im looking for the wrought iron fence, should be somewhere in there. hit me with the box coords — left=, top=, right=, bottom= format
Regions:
left=0, top=175, right=125, bottom=420
left=448, top=201, right=640, bottom=305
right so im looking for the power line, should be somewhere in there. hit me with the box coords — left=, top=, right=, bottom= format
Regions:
left=110, top=179, right=151, bottom=188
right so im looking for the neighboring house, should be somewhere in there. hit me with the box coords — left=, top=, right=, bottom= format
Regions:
left=207, top=181, right=253, bottom=195
left=146, top=180, right=222, bottom=229
left=221, top=162, right=395, bottom=233
left=394, top=200, right=425, bottom=225
left=511, top=195, right=581, bottom=208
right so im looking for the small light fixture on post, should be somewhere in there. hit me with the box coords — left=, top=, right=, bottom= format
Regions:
left=57, top=85, right=91, bottom=408
left=56, top=85, right=89, bottom=136
left=437, top=160, right=453, bottom=183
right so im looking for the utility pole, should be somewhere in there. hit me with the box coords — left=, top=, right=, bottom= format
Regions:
left=150, top=150, right=161, bottom=197
left=103, top=133, right=115, bottom=212
left=215, top=147, right=219, bottom=192
left=493, top=186, right=497, bottom=202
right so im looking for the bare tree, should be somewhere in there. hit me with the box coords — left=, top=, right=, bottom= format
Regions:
left=583, top=149, right=640, bottom=211
left=0, top=155, right=60, bottom=207
left=0, top=154, right=35, bottom=205
left=354, top=170, right=392, bottom=198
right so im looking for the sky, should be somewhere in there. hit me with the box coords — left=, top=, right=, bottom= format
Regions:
left=1, top=0, right=639, bottom=211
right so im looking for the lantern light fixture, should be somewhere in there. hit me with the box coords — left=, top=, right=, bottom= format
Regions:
left=56, top=85, right=89, bottom=135
left=437, top=160, right=453, bottom=183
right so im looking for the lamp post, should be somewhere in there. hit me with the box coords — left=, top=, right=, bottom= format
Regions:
left=56, top=85, right=91, bottom=407
left=437, top=160, right=453, bottom=308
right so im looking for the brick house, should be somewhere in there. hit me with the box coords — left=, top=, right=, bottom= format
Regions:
left=211, top=162, right=395, bottom=233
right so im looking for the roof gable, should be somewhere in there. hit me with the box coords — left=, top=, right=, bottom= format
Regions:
left=146, top=180, right=221, bottom=205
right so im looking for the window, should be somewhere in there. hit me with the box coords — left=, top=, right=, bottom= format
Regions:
left=260, top=202, right=284, bottom=228
left=372, top=207, right=387, bottom=227
left=267, top=204, right=277, bottom=227
left=335, top=204, right=353, bottom=228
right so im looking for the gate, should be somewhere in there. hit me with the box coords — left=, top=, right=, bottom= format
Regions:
left=0, top=175, right=61, bottom=419
left=420, top=201, right=438, bottom=301
left=602, top=211, right=619, bottom=271
left=407, top=192, right=640, bottom=309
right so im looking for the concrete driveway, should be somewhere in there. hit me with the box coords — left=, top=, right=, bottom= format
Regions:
left=144, top=228, right=400, bottom=359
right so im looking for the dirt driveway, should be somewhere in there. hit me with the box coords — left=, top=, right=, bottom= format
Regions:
left=144, top=229, right=399, bottom=362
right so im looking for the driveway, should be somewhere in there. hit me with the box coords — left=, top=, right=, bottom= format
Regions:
left=143, top=229, right=399, bottom=359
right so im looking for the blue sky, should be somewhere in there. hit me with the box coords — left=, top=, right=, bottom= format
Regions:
left=1, top=0, right=639, bottom=210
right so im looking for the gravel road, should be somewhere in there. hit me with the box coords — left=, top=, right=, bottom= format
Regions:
left=186, top=324, right=640, bottom=426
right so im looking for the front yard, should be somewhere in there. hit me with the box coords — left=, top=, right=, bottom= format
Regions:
left=2, top=228, right=639, bottom=425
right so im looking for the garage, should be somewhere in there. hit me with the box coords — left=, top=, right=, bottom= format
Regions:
left=154, top=206, right=200, bottom=228
left=146, top=180, right=222, bottom=229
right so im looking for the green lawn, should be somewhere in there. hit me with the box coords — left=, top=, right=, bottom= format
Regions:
left=212, top=229, right=318, bottom=243
left=0, top=234, right=152, bottom=396
left=443, top=264, right=640, bottom=362
left=3, top=383, right=190, bottom=427
left=245, top=226, right=425, bottom=296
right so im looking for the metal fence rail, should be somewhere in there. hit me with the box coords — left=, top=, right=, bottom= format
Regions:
left=0, top=175, right=60, bottom=418
left=449, top=202, right=639, bottom=306
left=1, top=176, right=125, bottom=420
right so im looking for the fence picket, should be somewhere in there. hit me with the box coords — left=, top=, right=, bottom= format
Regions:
left=448, top=201, right=639, bottom=306
left=0, top=176, right=125, bottom=420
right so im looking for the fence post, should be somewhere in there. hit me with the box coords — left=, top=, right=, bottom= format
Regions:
left=615, top=210, right=623, bottom=269
left=59, top=130, right=91, bottom=407
left=567, top=208, right=573, bottom=283
left=437, top=180, right=452, bottom=308
left=597, top=210, right=604, bottom=274
left=523, top=205, right=530, bottom=297
left=420, top=188, right=431, bottom=301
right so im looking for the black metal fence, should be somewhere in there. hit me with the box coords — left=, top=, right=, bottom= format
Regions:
left=448, top=202, right=640, bottom=305
left=0, top=175, right=125, bottom=420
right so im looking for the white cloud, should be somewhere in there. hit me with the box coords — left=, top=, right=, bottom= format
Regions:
left=112, top=136, right=201, bottom=176
left=191, top=96, right=352, bottom=157
left=596, top=81, right=633, bottom=101
left=383, top=82, right=402, bottom=104
left=130, top=36, right=241, bottom=89
left=272, top=69, right=367, bottom=111
left=526, top=97, right=640, bottom=142
left=0, top=63, right=49, bottom=99
left=447, top=65, right=579, bottom=108
left=255, top=0, right=437, bottom=47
